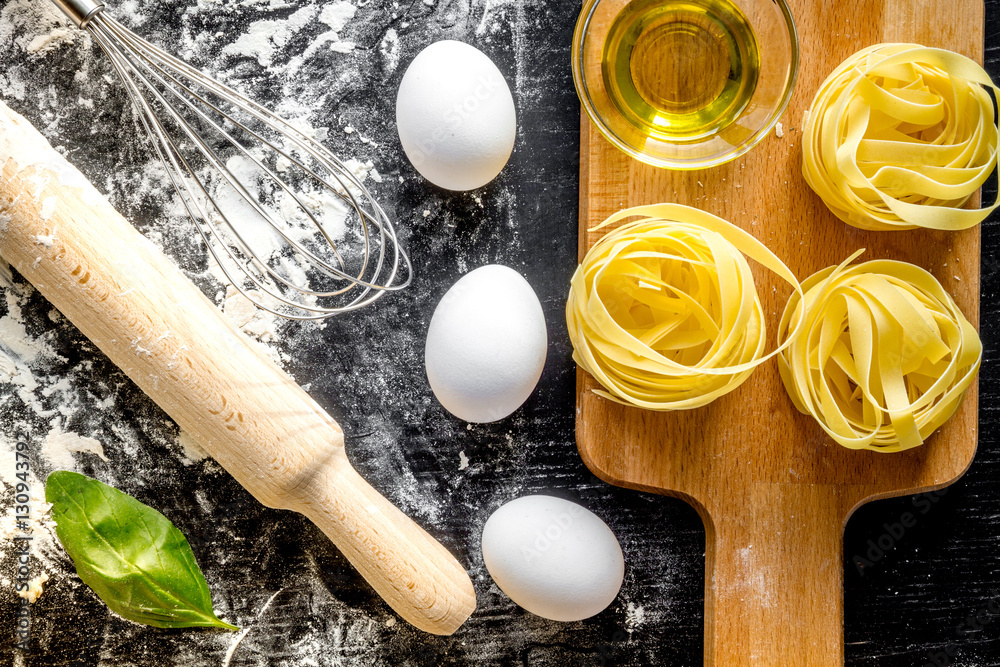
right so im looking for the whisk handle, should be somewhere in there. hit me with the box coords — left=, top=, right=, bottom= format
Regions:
left=0, top=100, right=475, bottom=634
left=51, top=0, right=105, bottom=28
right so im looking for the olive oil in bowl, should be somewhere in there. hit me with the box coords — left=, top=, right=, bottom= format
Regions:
left=602, top=0, right=761, bottom=142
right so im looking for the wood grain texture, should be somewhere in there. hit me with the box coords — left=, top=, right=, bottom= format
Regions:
left=0, top=101, right=475, bottom=636
left=2, top=0, right=999, bottom=663
left=576, top=0, right=984, bottom=664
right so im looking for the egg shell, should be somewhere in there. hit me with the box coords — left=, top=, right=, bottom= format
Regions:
left=396, top=40, right=516, bottom=191
left=481, top=495, right=625, bottom=622
left=425, top=265, right=546, bottom=423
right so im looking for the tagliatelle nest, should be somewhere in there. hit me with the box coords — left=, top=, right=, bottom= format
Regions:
left=802, top=43, right=999, bottom=231
left=777, top=256, right=981, bottom=452
left=566, top=204, right=803, bottom=411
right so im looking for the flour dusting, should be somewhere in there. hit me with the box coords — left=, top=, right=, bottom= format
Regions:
left=223, top=286, right=279, bottom=343
left=222, top=588, right=284, bottom=667
left=26, top=28, right=76, bottom=55
left=0, top=443, right=65, bottom=589
left=0, top=0, right=77, bottom=58
left=18, top=571, right=49, bottom=603
left=317, top=2, right=359, bottom=54
left=223, top=1, right=357, bottom=67
left=38, top=197, right=57, bottom=220
left=379, top=27, right=400, bottom=72
left=41, top=421, right=108, bottom=469
left=222, top=4, right=319, bottom=68
left=177, top=429, right=210, bottom=466
left=33, top=231, right=55, bottom=247
left=625, top=601, right=646, bottom=633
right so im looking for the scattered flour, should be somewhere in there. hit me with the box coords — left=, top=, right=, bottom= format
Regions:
left=26, top=28, right=76, bottom=55
left=736, top=543, right=775, bottom=609
left=41, top=421, right=108, bottom=469
left=0, top=452, right=63, bottom=584
left=0, top=286, right=94, bottom=596
left=379, top=27, right=400, bottom=72
left=18, top=571, right=49, bottom=603
left=0, top=285, right=67, bottom=417
left=177, top=429, right=211, bottom=465
left=318, top=2, right=359, bottom=54
left=222, top=4, right=319, bottom=68
left=33, top=231, right=55, bottom=247
left=458, top=450, right=469, bottom=470
left=0, top=308, right=49, bottom=364
left=222, top=588, right=284, bottom=667
left=223, top=1, right=357, bottom=67
left=222, top=286, right=280, bottom=344
left=39, top=197, right=56, bottom=220
left=0, top=351, right=16, bottom=381
left=0, top=0, right=78, bottom=57
left=625, top=601, right=646, bottom=633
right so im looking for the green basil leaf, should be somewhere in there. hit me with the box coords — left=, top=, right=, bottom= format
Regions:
left=45, top=471, right=238, bottom=630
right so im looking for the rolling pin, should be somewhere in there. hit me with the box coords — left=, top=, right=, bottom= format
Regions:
left=0, top=100, right=476, bottom=635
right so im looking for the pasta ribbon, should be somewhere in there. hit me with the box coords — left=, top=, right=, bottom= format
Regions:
left=777, top=256, right=981, bottom=452
left=802, top=43, right=999, bottom=231
left=566, top=204, right=803, bottom=411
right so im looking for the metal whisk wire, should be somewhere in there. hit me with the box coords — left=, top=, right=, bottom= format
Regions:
left=53, top=0, right=412, bottom=320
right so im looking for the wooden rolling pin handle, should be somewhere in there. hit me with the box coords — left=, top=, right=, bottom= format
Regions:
left=703, top=488, right=844, bottom=666
left=293, top=454, right=476, bottom=632
left=0, top=101, right=475, bottom=635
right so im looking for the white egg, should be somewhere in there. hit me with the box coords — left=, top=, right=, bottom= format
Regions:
left=482, top=495, right=625, bottom=622
left=425, top=265, right=546, bottom=423
left=396, top=40, right=516, bottom=191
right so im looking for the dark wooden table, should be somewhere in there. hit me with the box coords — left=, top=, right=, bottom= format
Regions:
left=1, top=0, right=999, bottom=665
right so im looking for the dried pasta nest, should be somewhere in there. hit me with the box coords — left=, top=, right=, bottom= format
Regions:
left=777, top=256, right=981, bottom=452
left=566, top=204, right=802, bottom=411
left=803, top=43, right=999, bottom=231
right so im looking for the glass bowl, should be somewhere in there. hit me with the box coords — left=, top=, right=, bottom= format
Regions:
left=572, top=0, right=799, bottom=170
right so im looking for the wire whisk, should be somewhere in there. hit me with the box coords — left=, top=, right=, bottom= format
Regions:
left=52, top=0, right=411, bottom=320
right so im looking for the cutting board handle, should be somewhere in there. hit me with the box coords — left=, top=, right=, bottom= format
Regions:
left=703, top=488, right=845, bottom=666
left=0, top=100, right=476, bottom=635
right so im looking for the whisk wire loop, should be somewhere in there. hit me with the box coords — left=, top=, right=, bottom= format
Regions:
left=91, top=21, right=313, bottom=315
left=78, top=8, right=411, bottom=320
left=102, top=19, right=371, bottom=276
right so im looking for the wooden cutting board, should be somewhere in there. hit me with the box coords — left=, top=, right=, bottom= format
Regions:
left=576, top=0, right=984, bottom=664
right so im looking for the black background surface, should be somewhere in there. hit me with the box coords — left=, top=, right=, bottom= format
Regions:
left=1, top=0, right=999, bottom=665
